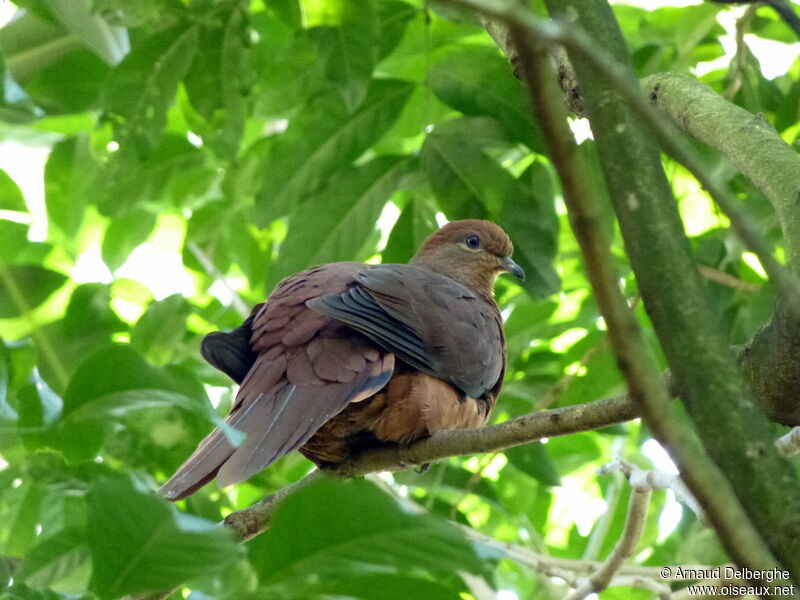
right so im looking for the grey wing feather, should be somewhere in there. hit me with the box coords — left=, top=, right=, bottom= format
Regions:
left=160, top=354, right=393, bottom=499
left=307, top=288, right=436, bottom=375
left=308, top=264, right=504, bottom=399
left=217, top=358, right=392, bottom=487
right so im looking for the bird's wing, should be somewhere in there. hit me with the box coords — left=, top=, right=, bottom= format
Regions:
left=159, top=263, right=394, bottom=500
left=307, top=264, right=505, bottom=399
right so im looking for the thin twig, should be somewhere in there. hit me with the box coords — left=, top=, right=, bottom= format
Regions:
left=564, top=481, right=651, bottom=600
left=724, top=4, right=757, bottom=101
left=711, top=0, right=800, bottom=40
left=699, top=265, right=760, bottom=292
left=776, top=426, right=800, bottom=457
left=600, top=458, right=706, bottom=523
left=187, top=241, right=250, bottom=318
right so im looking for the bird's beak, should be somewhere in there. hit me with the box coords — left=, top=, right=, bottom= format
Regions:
left=501, top=256, right=525, bottom=281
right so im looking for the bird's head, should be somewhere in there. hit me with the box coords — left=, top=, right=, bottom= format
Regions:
left=410, top=220, right=525, bottom=298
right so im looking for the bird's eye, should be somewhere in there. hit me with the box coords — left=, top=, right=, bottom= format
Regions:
left=465, top=235, right=481, bottom=249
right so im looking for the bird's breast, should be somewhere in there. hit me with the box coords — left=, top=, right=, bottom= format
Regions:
left=299, top=368, right=493, bottom=466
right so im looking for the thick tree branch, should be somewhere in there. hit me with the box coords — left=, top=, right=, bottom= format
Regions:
left=739, top=308, right=800, bottom=426
left=642, top=72, right=800, bottom=272
left=506, top=0, right=800, bottom=579
left=480, top=14, right=585, bottom=116
left=499, top=13, right=782, bottom=578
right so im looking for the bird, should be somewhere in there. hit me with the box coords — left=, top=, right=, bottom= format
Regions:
left=160, top=219, right=524, bottom=500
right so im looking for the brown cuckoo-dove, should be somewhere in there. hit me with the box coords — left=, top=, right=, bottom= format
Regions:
left=160, top=220, right=524, bottom=500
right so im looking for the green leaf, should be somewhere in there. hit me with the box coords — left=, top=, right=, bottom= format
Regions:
left=17, top=368, right=63, bottom=430
left=131, top=294, right=191, bottom=365
left=0, top=265, right=68, bottom=318
left=0, top=480, right=44, bottom=556
left=423, top=133, right=488, bottom=219
left=86, top=477, right=241, bottom=598
left=505, top=442, right=561, bottom=487
left=37, top=344, right=210, bottom=460
left=61, top=283, right=126, bottom=340
left=44, top=135, right=98, bottom=239
left=268, top=0, right=302, bottom=29
left=308, top=0, right=379, bottom=111
left=0, top=221, right=31, bottom=263
left=101, top=208, right=156, bottom=272
left=382, top=194, right=438, bottom=264
left=269, top=156, right=410, bottom=287
left=394, top=463, right=501, bottom=505
left=43, top=0, right=130, bottom=65
left=423, top=120, right=559, bottom=295
left=98, top=134, right=208, bottom=216
left=751, top=10, right=800, bottom=44
left=250, top=478, right=495, bottom=583
left=247, top=15, right=325, bottom=118
left=255, top=79, right=414, bottom=223
left=377, top=0, right=417, bottom=60
left=505, top=160, right=560, bottom=295
left=561, top=344, right=624, bottom=408
left=429, top=46, right=541, bottom=150
left=15, top=527, right=91, bottom=594
left=184, top=5, right=251, bottom=158
left=0, top=54, right=39, bottom=123
left=0, top=170, right=25, bottom=211
left=62, top=344, right=205, bottom=420
left=545, top=433, right=603, bottom=476
left=104, top=25, right=199, bottom=153
left=0, top=339, right=12, bottom=422
left=0, top=11, right=111, bottom=113
left=4, top=338, right=37, bottom=397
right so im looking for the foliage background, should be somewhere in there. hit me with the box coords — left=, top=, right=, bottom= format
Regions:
left=0, top=0, right=798, bottom=598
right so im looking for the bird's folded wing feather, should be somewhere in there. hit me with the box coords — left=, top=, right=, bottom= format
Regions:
left=307, top=264, right=505, bottom=399
left=159, top=263, right=394, bottom=500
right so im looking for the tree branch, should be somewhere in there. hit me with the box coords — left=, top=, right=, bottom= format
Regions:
left=492, top=4, right=783, bottom=577
left=776, top=427, right=800, bottom=457
left=329, top=391, right=638, bottom=477
left=480, top=14, right=586, bottom=116
left=126, top=393, right=642, bottom=600
left=522, top=0, right=800, bottom=578
left=186, top=241, right=250, bottom=318
left=600, top=458, right=705, bottom=523
left=222, top=469, right=324, bottom=541
left=710, top=0, right=800, bottom=40
left=564, top=473, right=651, bottom=600
left=641, top=71, right=800, bottom=273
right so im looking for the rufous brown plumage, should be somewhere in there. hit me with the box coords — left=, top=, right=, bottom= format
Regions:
left=160, top=220, right=524, bottom=500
